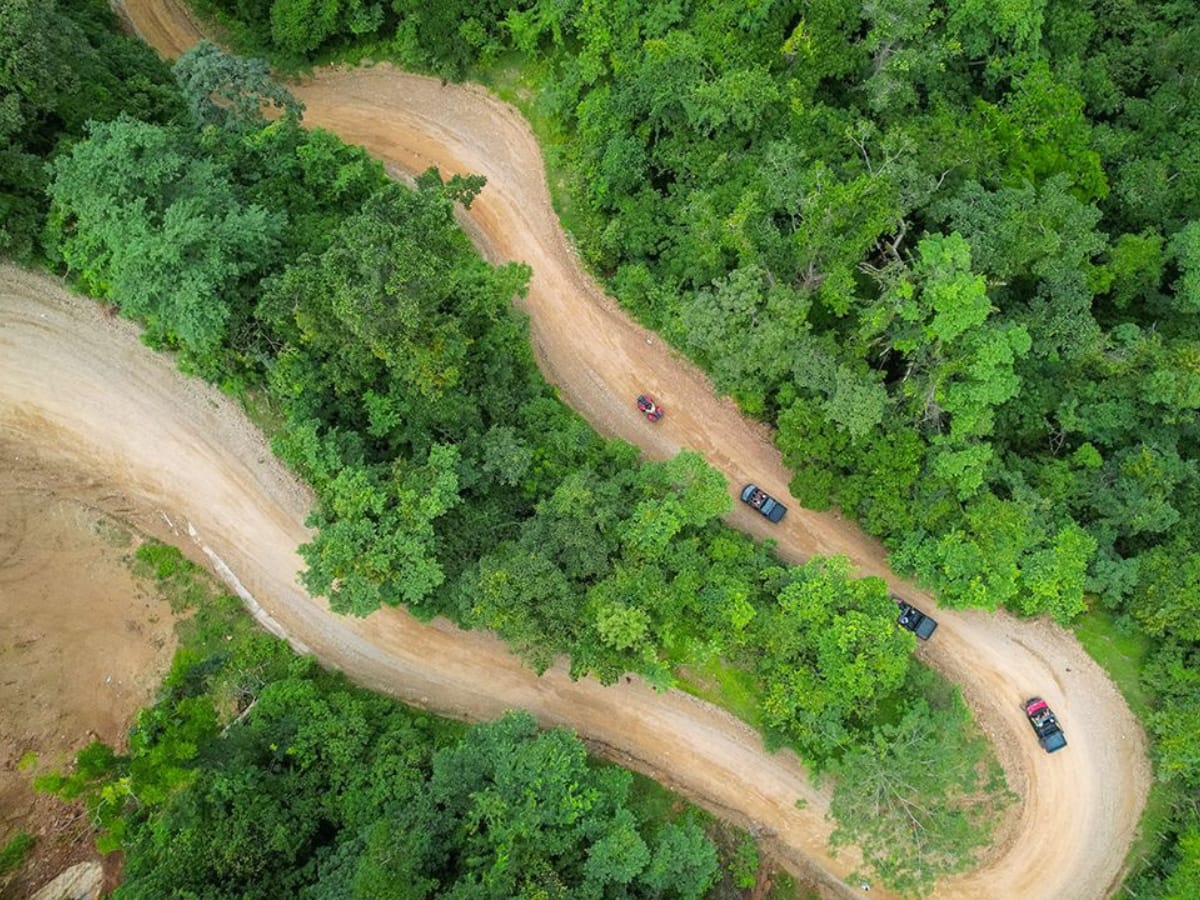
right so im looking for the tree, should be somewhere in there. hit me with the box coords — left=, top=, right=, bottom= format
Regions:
left=45, top=117, right=280, bottom=361
left=836, top=426, right=926, bottom=536
left=458, top=542, right=580, bottom=672
left=776, top=395, right=853, bottom=511
left=1104, top=230, right=1166, bottom=311
left=270, top=0, right=343, bottom=54
left=517, top=469, right=622, bottom=583
left=1143, top=640, right=1200, bottom=788
left=174, top=40, right=303, bottom=131
left=266, top=184, right=529, bottom=424
left=861, top=232, right=1032, bottom=499
left=618, top=497, right=686, bottom=561
left=263, top=177, right=538, bottom=619
left=676, top=265, right=801, bottom=408
left=1129, top=541, right=1200, bottom=643
left=369, top=711, right=719, bottom=898
left=634, top=450, right=731, bottom=528
left=479, top=424, right=533, bottom=487
left=860, top=0, right=962, bottom=115
left=0, top=0, right=180, bottom=257
left=1169, top=221, right=1200, bottom=314
left=991, top=62, right=1107, bottom=200
left=829, top=690, right=1012, bottom=894
left=1011, top=522, right=1094, bottom=623
left=0, top=0, right=78, bottom=138
left=214, top=121, right=388, bottom=261
left=640, top=821, right=720, bottom=898
left=300, top=444, right=461, bottom=617
left=753, top=558, right=913, bottom=762
left=930, top=175, right=1106, bottom=359
left=945, top=0, right=1046, bottom=58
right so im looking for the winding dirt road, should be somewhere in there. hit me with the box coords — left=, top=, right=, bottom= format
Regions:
left=1, top=2, right=1150, bottom=896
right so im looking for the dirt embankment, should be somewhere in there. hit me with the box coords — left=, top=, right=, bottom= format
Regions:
left=0, top=465, right=177, bottom=898
left=2, top=3, right=1149, bottom=898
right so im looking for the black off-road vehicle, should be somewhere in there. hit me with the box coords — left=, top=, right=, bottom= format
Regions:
left=893, top=596, right=938, bottom=641
left=740, top=483, right=787, bottom=523
left=1025, top=697, right=1068, bottom=753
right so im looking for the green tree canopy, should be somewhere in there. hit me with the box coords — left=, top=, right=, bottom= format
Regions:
left=45, top=116, right=280, bottom=362
left=754, top=558, right=913, bottom=762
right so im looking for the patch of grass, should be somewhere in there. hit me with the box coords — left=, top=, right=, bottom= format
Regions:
left=675, top=656, right=762, bottom=731
left=17, top=752, right=38, bottom=773
left=472, top=52, right=535, bottom=105
left=1072, top=606, right=1155, bottom=719
left=93, top=516, right=132, bottom=548
left=625, top=769, right=693, bottom=828
left=134, top=541, right=190, bottom=580
left=470, top=52, right=608, bottom=260
left=129, top=541, right=296, bottom=726
left=765, top=871, right=814, bottom=900
left=132, top=542, right=213, bottom=613
left=0, top=832, right=35, bottom=877
left=239, top=386, right=287, bottom=440
left=1071, top=605, right=1180, bottom=886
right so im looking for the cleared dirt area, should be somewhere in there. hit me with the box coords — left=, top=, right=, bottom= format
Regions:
left=8, top=2, right=1152, bottom=897
left=0, top=464, right=176, bottom=898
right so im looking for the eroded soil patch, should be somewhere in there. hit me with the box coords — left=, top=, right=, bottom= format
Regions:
left=0, top=459, right=176, bottom=898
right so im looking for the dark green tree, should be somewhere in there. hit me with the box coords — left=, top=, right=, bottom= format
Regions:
left=45, top=117, right=280, bottom=362
left=0, top=0, right=180, bottom=257
left=753, top=558, right=913, bottom=762
left=174, top=40, right=304, bottom=130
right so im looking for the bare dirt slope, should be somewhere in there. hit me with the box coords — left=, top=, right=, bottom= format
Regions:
left=0, top=469, right=177, bottom=898
left=27, top=2, right=1151, bottom=897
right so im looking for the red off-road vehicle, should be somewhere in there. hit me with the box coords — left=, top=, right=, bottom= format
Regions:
left=636, top=394, right=665, bottom=422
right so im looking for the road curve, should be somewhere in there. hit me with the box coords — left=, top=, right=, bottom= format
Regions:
left=0, top=269, right=866, bottom=895
left=38, top=3, right=1151, bottom=897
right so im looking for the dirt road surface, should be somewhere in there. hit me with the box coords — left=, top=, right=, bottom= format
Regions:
left=8, top=2, right=1148, bottom=896
left=1, top=267, right=858, bottom=896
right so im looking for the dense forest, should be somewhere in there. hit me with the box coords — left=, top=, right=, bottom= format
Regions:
left=3, top=0, right=1198, bottom=894
left=38, top=544, right=734, bottom=899
left=2, top=0, right=1010, bottom=894
left=219, top=0, right=1199, bottom=625
left=185, top=0, right=1200, bottom=893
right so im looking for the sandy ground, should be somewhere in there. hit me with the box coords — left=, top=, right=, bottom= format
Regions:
left=0, top=465, right=176, bottom=898
left=4, top=2, right=1149, bottom=897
